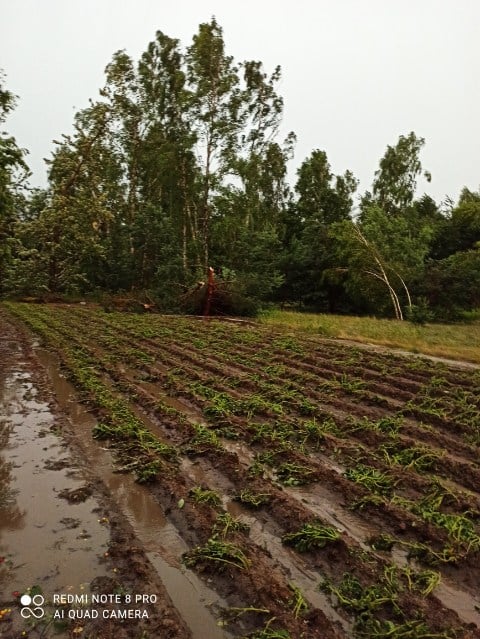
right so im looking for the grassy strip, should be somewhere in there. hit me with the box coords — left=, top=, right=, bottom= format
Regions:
left=259, top=310, right=480, bottom=365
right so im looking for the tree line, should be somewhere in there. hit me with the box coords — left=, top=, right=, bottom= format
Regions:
left=1, top=19, right=479, bottom=320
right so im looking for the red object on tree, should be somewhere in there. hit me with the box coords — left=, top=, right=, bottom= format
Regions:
left=203, top=267, right=215, bottom=317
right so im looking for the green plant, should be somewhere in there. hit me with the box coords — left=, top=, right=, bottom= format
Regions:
left=282, top=523, right=340, bottom=551
left=321, top=571, right=449, bottom=638
left=300, top=417, right=339, bottom=447
left=368, top=533, right=395, bottom=551
left=380, top=444, right=441, bottom=472
left=402, top=568, right=441, bottom=596
left=407, top=298, right=433, bottom=325
left=214, top=513, right=250, bottom=538
left=243, top=617, right=291, bottom=638
left=374, top=416, right=403, bottom=435
left=321, top=572, right=399, bottom=615
left=345, top=464, right=396, bottom=495
left=276, top=462, right=314, bottom=486
left=356, top=619, right=453, bottom=638
left=189, top=486, right=221, bottom=507
left=234, top=489, right=271, bottom=508
left=183, top=538, right=250, bottom=571
left=184, top=424, right=222, bottom=454
left=288, top=583, right=308, bottom=618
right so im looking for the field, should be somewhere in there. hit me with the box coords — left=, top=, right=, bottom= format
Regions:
left=2, top=302, right=480, bottom=639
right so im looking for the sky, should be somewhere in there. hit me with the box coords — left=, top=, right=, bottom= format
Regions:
left=1, top=0, right=479, bottom=205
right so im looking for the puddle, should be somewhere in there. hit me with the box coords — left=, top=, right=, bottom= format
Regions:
left=434, top=580, right=480, bottom=627
left=36, top=349, right=231, bottom=639
left=286, top=482, right=480, bottom=628
left=227, top=500, right=350, bottom=633
left=289, top=484, right=376, bottom=549
left=391, top=545, right=480, bottom=627
left=181, top=456, right=351, bottom=634
left=0, top=365, right=109, bottom=602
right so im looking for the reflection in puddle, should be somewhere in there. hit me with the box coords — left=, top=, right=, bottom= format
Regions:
left=36, top=349, right=230, bottom=639
left=0, top=363, right=109, bottom=602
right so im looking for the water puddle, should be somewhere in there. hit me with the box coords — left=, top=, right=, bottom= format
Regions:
left=228, top=501, right=350, bottom=633
left=180, top=456, right=350, bottom=633
left=0, top=366, right=109, bottom=602
left=391, top=544, right=480, bottom=627
left=434, top=580, right=480, bottom=627
left=36, top=349, right=231, bottom=639
left=289, top=484, right=376, bottom=549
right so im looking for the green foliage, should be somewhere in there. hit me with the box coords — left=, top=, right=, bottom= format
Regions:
left=234, top=489, right=271, bottom=508
left=422, top=249, right=480, bottom=319
left=0, top=70, right=30, bottom=296
left=368, top=131, right=431, bottom=216
left=183, top=423, right=222, bottom=455
left=183, top=537, right=250, bottom=570
left=189, top=486, right=222, bottom=507
left=2, top=26, right=478, bottom=323
left=275, top=462, right=314, bottom=486
left=288, top=583, right=308, bottom=618
left=214, top=512, right=250, bottom=538
left=282, top=522, right=340, bottom=551
left=380, top=443, right=441, bottom=472
left=243, top=622, right=291, bottom=639
left=407, top=297, right=434, bottom=325
left=321, top=568, right=449, bottom=639
left=345, top=464, right=396, bottom=495
left=281, top=149, right=357, bottom=311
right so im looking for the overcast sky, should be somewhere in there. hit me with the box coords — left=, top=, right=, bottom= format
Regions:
left=1, top=0, right=479, bottom=205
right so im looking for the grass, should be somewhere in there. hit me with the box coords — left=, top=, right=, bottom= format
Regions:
left=259, top=310, right=480, bottom=364
left=345, top=464, right=397, bottom=495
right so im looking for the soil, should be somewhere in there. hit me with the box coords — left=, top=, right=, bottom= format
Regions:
left=1, top=303, right=480, bottom=639
left=0, top=315, right=191, bottom=639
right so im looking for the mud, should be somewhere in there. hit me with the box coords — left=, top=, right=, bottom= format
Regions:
left=0, top=318, right=191, bottom=638
left=0, top=366, right=109, bottom=603
left=3, top=303, right=480, bottom=639
left=36, top=349, right=230, bottom=639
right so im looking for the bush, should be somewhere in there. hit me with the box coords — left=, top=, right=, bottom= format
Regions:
left=406, top=298, right=433, bottom=325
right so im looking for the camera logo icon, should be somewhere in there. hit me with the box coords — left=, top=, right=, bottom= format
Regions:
left=20, top=594, right=45, bottom=619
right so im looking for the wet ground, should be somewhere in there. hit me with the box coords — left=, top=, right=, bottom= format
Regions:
left=0, top=362, right=110, bottom=602
left=0, top=316, right=193, bottom=639
left=2, top=304, right=480, bottom=639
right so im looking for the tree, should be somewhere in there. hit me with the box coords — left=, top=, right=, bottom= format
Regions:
left=334, top=200, right=435, bottom=320
left=34, top=100, right=125, bottom=293
left=0, top=71, right=30, bottom=296
left=422, top=249, right=480, bottom=319
left=280, top=150, right=357, bottom=310
left=431, top=187, right=480, bottom=259
left=362, top=131, right=431, bottom=217
left=185, top=18, right=241, bottom=271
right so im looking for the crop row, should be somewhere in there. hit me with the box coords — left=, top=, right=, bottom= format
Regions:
left=5, top=303, right=480, bottom=639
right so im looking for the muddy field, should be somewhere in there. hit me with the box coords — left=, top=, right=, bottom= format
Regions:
left=1, top=303, right=480, bottom=639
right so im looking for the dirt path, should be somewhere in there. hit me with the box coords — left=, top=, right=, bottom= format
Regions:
left=331, top=338, right=480, bottom=370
